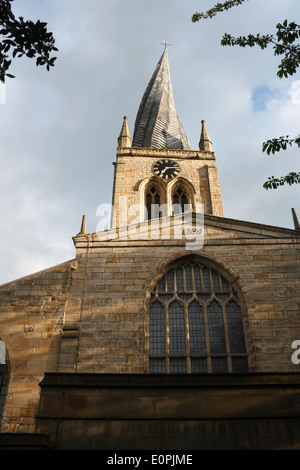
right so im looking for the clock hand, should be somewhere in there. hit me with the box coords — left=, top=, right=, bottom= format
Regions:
left=160, top=167, right=170, bottom=173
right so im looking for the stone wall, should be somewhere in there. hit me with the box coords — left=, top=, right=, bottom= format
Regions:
left=0, top=260, right=76, bottom=432
left=68, top=214, right=300, bottom=375
left=111, top=147, right=223, bottom=227
left=35, top=372, right=300, bottom=450
left=0, top=212, right=299, bottom=434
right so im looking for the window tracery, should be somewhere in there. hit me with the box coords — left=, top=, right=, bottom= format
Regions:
left=149, top=260, right=248, bottom=374
left=172, top=187, right=190, bottom=215
left=145, top=186, right=161, bottom=220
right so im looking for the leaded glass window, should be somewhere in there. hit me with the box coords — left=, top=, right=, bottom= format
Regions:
left=149, top=260, right=248, bottom=374
left=146, top=186, right=161, bottom=220
left=172, top=187, right=189, bottom=215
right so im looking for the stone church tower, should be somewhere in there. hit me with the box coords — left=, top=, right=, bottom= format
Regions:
left=0, top=48, right=300, bottom=450
left=111, top=47, right=223, bottom=229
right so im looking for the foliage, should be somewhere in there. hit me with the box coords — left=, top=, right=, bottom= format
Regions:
left=192, top=0, right=248, bottom=21
left=220, top=20, right=300, bottom=79
left=192, top=1, right=300, bottom=189
left=262, top=135, right=300, bottom=155
left=0, top=0, right=58, bottom=83
left=263, top=172, right=300, bottom=190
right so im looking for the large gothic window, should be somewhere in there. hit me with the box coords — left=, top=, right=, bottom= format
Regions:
left=149, top=260, right=248, bottom=374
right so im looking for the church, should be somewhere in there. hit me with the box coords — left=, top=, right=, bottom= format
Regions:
left=0, top=47, right=300, bottom=450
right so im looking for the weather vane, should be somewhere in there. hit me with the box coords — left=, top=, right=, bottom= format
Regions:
left=160, top=40, right=171, bottom=49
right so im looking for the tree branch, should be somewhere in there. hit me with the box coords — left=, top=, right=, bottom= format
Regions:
left=263, top=172, right=300, bottom=189
left=0, top=0, right=58, bottom=82
left=192, top=0, right=248, bottom=22
left=262, top=136, right=300, bottom=155
left=192, top=2, right=300, bottom=189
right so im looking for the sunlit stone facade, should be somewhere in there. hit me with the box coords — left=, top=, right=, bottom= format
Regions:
left=0, top=49, right=299, bottom=450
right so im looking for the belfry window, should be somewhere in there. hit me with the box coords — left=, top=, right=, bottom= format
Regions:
left=172, top=187, right=190, bottom=215
left=149, top=260, right=248, bottom=374
left=145, top=186, right=161, bottom=220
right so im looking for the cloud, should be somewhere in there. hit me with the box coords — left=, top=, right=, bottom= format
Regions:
left=0, top=0, right=299, bottom=284
left=251, top=85, right=281, bottom=112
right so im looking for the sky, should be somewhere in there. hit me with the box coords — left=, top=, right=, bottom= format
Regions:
left=0, top=0, right=299, bottom=285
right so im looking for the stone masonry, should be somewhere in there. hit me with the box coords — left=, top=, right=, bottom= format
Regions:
left=1, top=208, right=299, bottom=434
left=0, top=47, right=299, bottom=448
left=111, top=146, right=223, bottom=228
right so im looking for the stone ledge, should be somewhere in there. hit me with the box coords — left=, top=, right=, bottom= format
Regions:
left=73, top=212, right=300, bottom=248
left=116, top=147, right=215, bottom=160
left=39, top=372, right=300, bottom=389
left=0, top=433, right=51, bottom=450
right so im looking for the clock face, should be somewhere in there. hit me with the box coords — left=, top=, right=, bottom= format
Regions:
left=152, top=159, right=181, bottom=180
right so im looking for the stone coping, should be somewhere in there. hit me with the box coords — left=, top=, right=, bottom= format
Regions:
left=0, top=433, right=51, bottom=450
left=73, top=211, right=300, bottom=246
left=39, top=372, right=300, bottom=389
left=116, top=147, right=215, bottom=160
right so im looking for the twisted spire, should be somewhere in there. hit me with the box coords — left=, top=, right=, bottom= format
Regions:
left=132, top=48, right=191, bottom=150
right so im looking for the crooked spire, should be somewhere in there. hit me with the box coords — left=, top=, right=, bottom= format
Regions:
left=132, top=48, right=191, bottom=150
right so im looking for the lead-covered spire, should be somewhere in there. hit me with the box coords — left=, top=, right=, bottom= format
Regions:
left=132, top=48, right=191, bottom=150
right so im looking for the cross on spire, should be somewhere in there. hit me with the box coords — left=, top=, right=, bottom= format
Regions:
left=160, top=40, right=171, bottom=49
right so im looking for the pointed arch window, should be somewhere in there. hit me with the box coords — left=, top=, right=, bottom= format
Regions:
left=145, top=186, right=161, bottom=221
left=149, top=260, right=248, bottom=374
left=0, top=339, right=9, bottom=426
left=172, top=187, right=190, bottom=215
